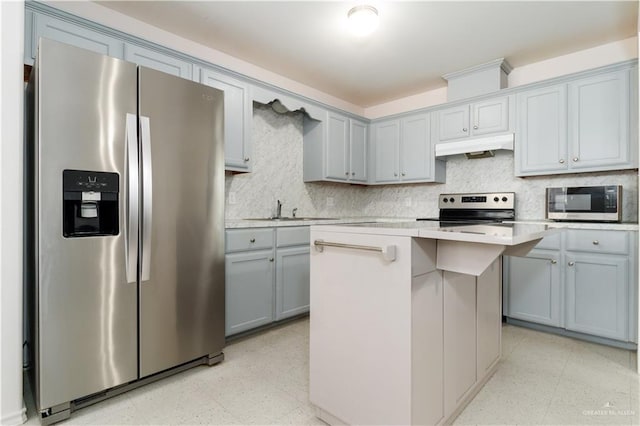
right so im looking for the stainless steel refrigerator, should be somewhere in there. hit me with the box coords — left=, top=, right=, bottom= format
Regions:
left=27, top=38, right=225, bottom=423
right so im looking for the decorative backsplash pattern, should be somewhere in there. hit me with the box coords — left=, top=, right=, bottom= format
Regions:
left=225, top=104, right=638, bottom=222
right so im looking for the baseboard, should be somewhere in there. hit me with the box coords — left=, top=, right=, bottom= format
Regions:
left=1, top=406, right=27, bottom=425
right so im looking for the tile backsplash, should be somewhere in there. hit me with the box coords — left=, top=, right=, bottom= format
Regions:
left=225, top=104, right=638, bottom=222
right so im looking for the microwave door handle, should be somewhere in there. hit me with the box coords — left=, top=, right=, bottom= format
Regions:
left=125, top=113, right=139, bottom=284
left=140, top=115, right=152, bottom=282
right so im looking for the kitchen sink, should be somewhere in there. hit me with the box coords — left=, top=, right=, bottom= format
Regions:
left=243, top=217, right=339, bottom=221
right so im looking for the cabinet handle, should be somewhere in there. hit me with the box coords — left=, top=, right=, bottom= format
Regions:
left=351, top=172, right=355, bottom=176
left=559, top=159, right=565, bottom=164
left=401, top=172, right=406, bottom=177
left=473, top=125, right=478, bottom=130
left=572, top=157, right=579, bottom=162
left=345, top=172, right=349, bottom=176
left=244, top=157, right=250, bottom=162
left=250, top=238, right=256, bottom=243
left=592, top=240, right=599, bottom=245
left=568, top=261, right=575, bottom=266
left=394, top=173, right=398, bottom=177
left=462, top=128, right=468, bottom=132
left=269, top=258, right=274, bottom=262
left=550, top=259, right=557, bottom=264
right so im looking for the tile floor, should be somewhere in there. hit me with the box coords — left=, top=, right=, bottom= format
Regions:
left=24, top=318, right=639, bottom=425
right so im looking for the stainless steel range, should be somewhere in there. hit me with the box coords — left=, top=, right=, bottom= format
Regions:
left=418, top=192, right=515, bottom=225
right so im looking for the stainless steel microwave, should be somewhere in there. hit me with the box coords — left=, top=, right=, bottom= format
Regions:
left=546, top=185, right=622, bottom=222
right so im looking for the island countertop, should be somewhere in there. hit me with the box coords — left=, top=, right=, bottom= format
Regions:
left=311, top=221, right=559, bottom=246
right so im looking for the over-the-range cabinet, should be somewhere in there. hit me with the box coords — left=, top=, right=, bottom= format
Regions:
left=26, top=38, right=226, bottom=424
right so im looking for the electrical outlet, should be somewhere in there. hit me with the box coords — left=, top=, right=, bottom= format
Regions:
left=326, top=197, right=335, bottom=207
left=228, top=191, right=237, bottom=205
left=404, top=197, right=412, bottom=207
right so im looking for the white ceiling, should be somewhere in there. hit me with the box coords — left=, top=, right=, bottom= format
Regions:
left=97, top=1, right=637, bottom=107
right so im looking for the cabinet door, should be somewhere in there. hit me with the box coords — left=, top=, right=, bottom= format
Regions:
left=471, top=97, right=509, bottom=136
left=506, top=250, right=561, bottom=327
left=349, top=119, right=368, bottom=182
left=438, top=105, right=469, bottom=141
left=225, top=249, right=275, bottom=336
left=201, top=70, right=252, bottom=171
left=569, top=70, right=631, bottom=170
left=400, top=114, right=431, bottom=181
left=565, top=253, right=628, bottom=341
left=477, top=259, right=501, bottom=377
left=373, top=120, right=400, bottom=182
left=275, top=246, right=310, bottom=320
left=443, top=272, right=476, bottom=418
left=124, top=44, right=192, bottom=79
left=515, top=84, right=568, bottom=175
left=28, top=13, right=124, bottom=64
left=325, top=113, right=349, bottom=181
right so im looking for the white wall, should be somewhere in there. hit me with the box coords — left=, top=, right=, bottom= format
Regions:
left=366, top=37, right=638, bottom=119
left=0, top=1, right=26, bottom=424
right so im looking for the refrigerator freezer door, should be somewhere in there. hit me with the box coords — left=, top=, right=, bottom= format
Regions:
left=138, top=67, right=225, bottom=377
left=35, top=39, right=138, bottom=410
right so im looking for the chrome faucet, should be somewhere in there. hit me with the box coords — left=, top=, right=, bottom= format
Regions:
left=276, top=200, right=282, bottom=219
left=292, top=208, right=298, bottom=218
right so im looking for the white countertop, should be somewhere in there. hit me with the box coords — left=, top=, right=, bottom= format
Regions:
left=312, top=221, right=559, bottom=246
left=226, top=217, right=638, bottom=232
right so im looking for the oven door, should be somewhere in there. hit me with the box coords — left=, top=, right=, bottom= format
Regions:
left=546, top=186, right=621, bottom=222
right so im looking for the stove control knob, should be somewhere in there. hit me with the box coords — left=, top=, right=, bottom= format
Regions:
left=502, top=196, right=508, bottom=202
left=449, top=197, right=455, bottom=203
left=443, top=198, right=448, bottom=203
left=493, top=197, right=499, bottom=202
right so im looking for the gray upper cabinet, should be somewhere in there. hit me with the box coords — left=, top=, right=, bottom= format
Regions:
left=401, top=114, right=432, bottom=181
left=326, top=113, right=349, bottom=180
left=515, top=84, right=568, bottom=175
left=437, top=96, right=511, bottom=142
left=568, top=70, right=632, bottom=171
left=350, top=120, right=368, bottom=183
left=516, top=68, right=637, bottom=177
left=124, top=44, right=192, bottom=80
left=303, top=112, right=368, bottom=183
left=372, top=113, right=444, bottom=184
left=373, top=119, right=401, bottom=183
left=25, top=11, right=124, bottom=65
left=201, top=70, right=252, bottom=172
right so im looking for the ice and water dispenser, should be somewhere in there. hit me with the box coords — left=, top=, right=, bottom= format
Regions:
left=62, top=170, right=119, bottom=237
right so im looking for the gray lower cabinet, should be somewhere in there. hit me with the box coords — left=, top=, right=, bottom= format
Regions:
left=565, top=252, right=628, bottom=340
left=225, top=227, right=310, bottom=336
left=506, top=249, right=561, bottom=327
left=275, top=246, right=310, bottom=320
left=504, top=229, right=637, bottom=344
left=225, top=249, right=275, bottom=336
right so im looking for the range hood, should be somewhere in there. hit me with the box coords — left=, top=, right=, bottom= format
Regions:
left=435, top=133, right=514, bottom=159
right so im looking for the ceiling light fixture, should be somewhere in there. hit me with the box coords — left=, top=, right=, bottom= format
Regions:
left=347, top=5, right=379, bottom=37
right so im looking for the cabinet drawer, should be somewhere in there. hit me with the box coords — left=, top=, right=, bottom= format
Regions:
left=277, top=226, right=310, bottom=248
left=535, top=233, right=561, bottom=250
left=565, top=229, right=629, bottom=255
left=226, top=228, right=274, bottom=253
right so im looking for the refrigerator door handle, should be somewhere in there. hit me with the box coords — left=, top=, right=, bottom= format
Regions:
left=140, top=115, right=153, bottom=282
left=125, top=113, right=139, bottom=284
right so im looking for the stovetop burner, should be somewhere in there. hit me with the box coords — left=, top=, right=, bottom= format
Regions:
left=418, top=192, right=516, bottom=223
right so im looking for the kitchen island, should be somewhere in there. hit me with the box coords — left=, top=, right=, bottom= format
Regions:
left=309, top=221, right=558, bottom=425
